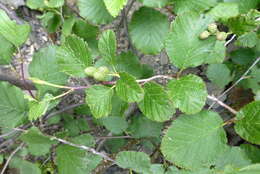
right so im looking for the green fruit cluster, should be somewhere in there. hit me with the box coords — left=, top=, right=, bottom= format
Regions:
left=84, top=66, right=110, bottom=81
left=199, top=23, right=228, bottom=41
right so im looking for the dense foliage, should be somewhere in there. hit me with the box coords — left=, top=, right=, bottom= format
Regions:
left=0, top=0, right=259, bottom=173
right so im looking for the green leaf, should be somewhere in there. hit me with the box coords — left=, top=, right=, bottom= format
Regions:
left=116, top=151, right=151, bottom=173
left=104, top=0, right=127, bottom=17
left=62, top=16, right=76, bottom=37
left=0, top=34, right=15, bottom=65
left=138, top=82, right=175, bottom=122
left=161, top=111, right=227, bottom=170
left=166, top=12, right=225, bottom=69
left=78, top=0, right=113, bottom=24
left=241, top=144, right=260, bottom=163
left=116, top=72, right=144, bottom=102
left=215, top=147, right=251, bottom=169
left=128, top=115, right=163, bottom=138
left=56, top=145, right=102, bottom=174
left=56, top=35, right=92, bottom=77
left=98, top=30, right=117, bottom=65
left=72, top=134, right=95, bottom=147
left=235, top=101, right=260, bottom=144
left=101, top=116, right=128, bottom=134
left=168, top=74, right=207, bottom=114
left=227, top=164, right=260, bottom=174
left=236, top=32, right=258, bottom=48
left=44, top=0, right=64, bottom=8
left=147, top=164, right=165, bottom=174
left=224, top=0, right=260, bottom=14
left=170, top=0, right=217, bottom=15
left=0, top=82, right=28, bottom=129
left=10, top=157, right=41, bottom=174
left=28, top=94, right=53, bottom=121
left=129, top=7, right=169, bottom=54
left=206, top=64, right=232, bottom=89
left=20, top=127, right=56, bottom=156
left=242, top=67, right=260, bottom=94
left=85, top=85, right=114, bottom=118
left=26, top=0, right=45, bottom=9
left=0, top=9, right=30, bottom=47
left=29, top=46, right=68, bottom=95
left=207, top=2, right=239, bottom=20
left=137, top=0, right=169, bottom=8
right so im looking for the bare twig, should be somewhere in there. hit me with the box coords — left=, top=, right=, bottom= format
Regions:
left=0, top=2, right=23, bottom=24
left=137, top=75, right=174, bottom=83
left=0, top=143, right=24, bottom=174
left=96, top=135, right=132, bottom=140
left=225, top=34, right=236, bottom=47
left=20, top=61, right=36, bottom=99
left=209, top=57, right=260, bottom=109
left=207, top=95, right=238, bottom=115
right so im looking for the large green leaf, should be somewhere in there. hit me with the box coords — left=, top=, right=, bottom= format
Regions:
left=166, top=12, right=225, bottom=69
left=0, top=82, right=28, bottom=129
left=224, top=0, right=260, bottom=14
left=85, top=85, right=114, bottom=118
left=29, top=46, right=68, bottom=96
left=10, top=157, right=41, bottom=174
left=116, top=151, right=151, bottom=173
left=56, top=144, right=102, bottom=174
left=104, top=0, right=127, bottom=17
left=167, top=74, right=207, bottom=114
left=206, top=64, right=232, bottom=89
left=0, top=9, right=30, bottom=47
left=78, top=0, right=113, bottom=24
left=26, top=0, right=45, bottom=9
left=223, top=164, right=260, bottom=174
left=207, top=2, right=239, bottom=20
left=101, top=116, right=128, bottom=134
left=98, top=30, right=117, bottom=65
left=20, top=127, right=56, bottom=156
left=161, top=111, right=227, bottom=170
left=129, top=7, right=169, bottom=54
left=56, top=35, right=92, bottom=77
left=138, top=82, right=175, bottom=122
left=0, top=34, right=15, bottom=65
left=241, top=144, right=260, bottom=163
left=235, top=101, right=260, bottom=144
left=236, top=32, right=258, bottom=48
left=137, top=0, right=169, bottom=7
left=170, top=0, right=217, bottom=14
left=45, top=0, right=64, bottom=8
left=116, top=72, right=144, bottom=102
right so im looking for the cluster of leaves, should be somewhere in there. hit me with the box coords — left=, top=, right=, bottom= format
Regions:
left=0, top=0, right=260, bottom=173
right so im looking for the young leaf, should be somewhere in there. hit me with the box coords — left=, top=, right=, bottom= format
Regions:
left=116, top=151, right=151, bottom=173
left=85, top=85, right=114, bottom=118
left=235, top=101, right=260, bottom=144
left=10, top=157, right=41, bottom=174
left=39, top=12, right=62, bottom=33
left=56, top=35, right=92, bottom=77
left=29, top=46, right=68, bottom=95
left=167, top=74, right=207, bottom=114
left=138, top=82, right=175, bottom=122
left=171, top=0, right=217, bottom=15
left=78, top=0, right=113, bottom=25
left=161, top=111, right=228, bottom=170
left=101, top=116, right=128, bottom=134
left=0, top=82, right=28, bottom=129
left=98, top=30, right=117, bottom=65
left=104, top=0, right=127, bottom=17
left=207, top=2, right=239, bottom=20
left=137, top=0, right=169, bottom=8
left=0, top=9, right=30, bottom=47
left=166, top=12, right=225, bottom=69
left=56, top=145, right=102, bottom=174
left=62, top=16, right=76, bottom=37
left=20, top=127, right=56, bottom=156
left=0, top=34, right=16, bottom=65
left=206, top=64, right=232, bottom=89
left=129, top=7, right=169, bottom=54
left=116, top=72, right=144, bottom=102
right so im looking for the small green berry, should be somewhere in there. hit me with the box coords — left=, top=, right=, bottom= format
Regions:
left=93, top=71, right=106, bottom=81
left=207, top=23, right=218, bottom=34
left=84, top=67, right=97, bottom=76
left=97, top=66, right=110, bottom=74
left=199, top=31, right=210, bottom=40
left=216, top=32, right=228, bottom=41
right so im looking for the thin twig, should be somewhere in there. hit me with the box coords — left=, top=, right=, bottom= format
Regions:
left=0, top=2, right=23, bottom=24
left=136, top=75, right=173, bottom=83
left=96, top=135, right=132, bottom=140
left=20, top=61, right=36, bottom=99
left=207, top=95, right=238, bottom=115
left=0, top=143, right=24, bottom=174
left=209, top=57, right=260, bottom=109
left=225, top=34, right=236, bottom=47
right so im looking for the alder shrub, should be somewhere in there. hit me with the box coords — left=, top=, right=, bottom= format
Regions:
left=0, top=0, right=260, bottom=173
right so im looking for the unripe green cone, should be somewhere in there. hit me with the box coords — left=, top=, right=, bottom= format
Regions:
left=216, top=32, right=228, bottom=41
left=199, top=31, right=210, bottom=40
left=97, top=66, right=110, bottom=74
left=84, top=66, right=97, bottom=76
left=208, top=23, right=218, bottom=34
left=93, top=71, right=106, bottom=81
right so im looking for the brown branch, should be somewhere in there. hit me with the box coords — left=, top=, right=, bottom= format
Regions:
left=207, top=95, right=238, bottom=115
